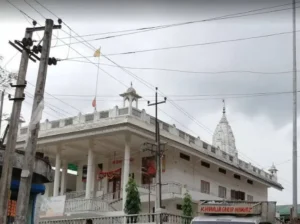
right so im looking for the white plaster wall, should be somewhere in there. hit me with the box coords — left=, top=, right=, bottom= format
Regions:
left=162, top=148, right=268, bottom=201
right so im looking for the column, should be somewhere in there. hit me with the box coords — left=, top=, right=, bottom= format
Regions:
left=76, top=162, right=83, bottom=191
left=91, top=157, right=96, bottom=198
left=53, top=150, right=61, bottom=197
left=122, top=135, right=131, bottom=210
left=85, top=149, right=94, bottom=199
left=60, top=161, right=68, bottom=196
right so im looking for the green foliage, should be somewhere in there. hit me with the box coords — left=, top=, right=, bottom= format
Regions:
left=124, top=178, right=141, bottom=215
left=182, top=192, right=193, bottom=217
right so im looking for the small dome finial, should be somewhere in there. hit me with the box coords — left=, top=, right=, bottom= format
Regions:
left=223, top=99, right=226, bottom=114
left=130, top=82, right=133, bottom=87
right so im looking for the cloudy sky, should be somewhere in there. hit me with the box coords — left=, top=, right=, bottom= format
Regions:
left=0, top=0, right=299, bottom=205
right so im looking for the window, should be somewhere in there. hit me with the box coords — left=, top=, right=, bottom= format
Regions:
left=100, top=111, right=109, bottom=118
left=245, top=163, right=249, bottom=169
left=218, top=186, right=227, bottom=199
left=247, top=195, right=254, bottom=201
left=247, top=179, right=253, bottom=185
left=222, top=152, right=227, bottom=158
left=163, top=123, right=169, bottom=132
left=234, top=174, right=241, bottom=180
left=176, top=204, right=182, bottom=210
left=201, top=180, right=210, bottom=194
left=180, top=153, right=190, bottom=161
left=201, top=161, right=210, bottom=168
left=253, top=167, right=256, bottom=172
left=211, top=147, right=216, bottom=153
left=150, top=117, right=155, bottom=125
left=51, top=121, right=59, bottom=128
left=203, top=142, right=208, bottom=149
left=189, top=136, right=195, bottom=144
left=229, top=156, right=233, bottom=162
left=219, top=168, right=226, bottom=174
left=65, top=118, right=73, bottom=126
left=179, top=131, right=185, bottom=139
left=85, top=114, right=94, bottom=122
left=231, top=190, right=245, bottom=200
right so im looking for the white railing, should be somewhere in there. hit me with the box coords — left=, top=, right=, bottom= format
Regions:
left=141, top=182, right=182, bottom=195
left=65, top=190, right=86, bottom=199
left=98, top=190, right=121, bottom=202
left=64, top=198, right=110, bottom=213
left=39, top=213, right=193, bottom=224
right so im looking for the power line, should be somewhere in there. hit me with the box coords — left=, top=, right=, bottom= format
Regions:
left=104, top=30, right=300, bottom=56
left=57, top=29, right=300, bottom=59
left=41, top=90, right=300, bottom=101
left=55, top=24, right=300, bottom=49
left=62, top=59, right=293, bottom=75
left=50, top=2, right=300, bottom=44
left=20, top=0, right=270, bottom=170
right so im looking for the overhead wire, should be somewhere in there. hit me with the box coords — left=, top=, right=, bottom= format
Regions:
left=20, top=0, right=272, bottom=172
left=104, top=30, right=300, bottom=57
left=49, top=1, right=300, bottom=43
left=61, top=60, right=294, bottom=75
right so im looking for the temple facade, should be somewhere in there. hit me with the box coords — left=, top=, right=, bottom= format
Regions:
left=14, top=86, right=282, bottom=221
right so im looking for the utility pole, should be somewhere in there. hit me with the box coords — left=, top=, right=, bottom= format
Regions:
left=292, top=0, right=298, bottom=219
left=0, top=90, right=5, bottom=135
left=145, top=87, right=166, bottom=224
left=15, top=19, right=56, bottom=224
left=0, top=30, right=32, bottom=224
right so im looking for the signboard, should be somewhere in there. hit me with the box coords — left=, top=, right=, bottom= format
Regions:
left=199, top=205, right=254, bottom=214
left=39, top=195, right=66, bottom=218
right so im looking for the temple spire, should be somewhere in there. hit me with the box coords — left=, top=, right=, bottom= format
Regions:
left=223, top=99, right=226, bottom=114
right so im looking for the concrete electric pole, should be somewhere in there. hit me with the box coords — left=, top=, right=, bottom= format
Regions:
left=15, top=19, right=55, bottom=224
left=147, top=87, right=166, bottom=224
left=0, top=30, right=33, bottom=224
left=292, top=0, right=298, bottom=219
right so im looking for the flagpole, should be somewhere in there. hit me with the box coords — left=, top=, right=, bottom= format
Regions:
left=94, top=47, right=101, bottom=112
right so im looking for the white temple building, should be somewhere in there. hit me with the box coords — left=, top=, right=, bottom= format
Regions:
left=14, top=86, right=282, bottom=222
left=212, top=101, right=238, bottom=157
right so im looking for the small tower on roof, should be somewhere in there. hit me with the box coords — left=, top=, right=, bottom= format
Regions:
left=120, top=82, right=141, bottom=109
left=268, top=163, right=278, bottom=181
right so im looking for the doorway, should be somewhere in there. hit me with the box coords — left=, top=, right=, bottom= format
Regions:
left=108, top=173, right=121, bottom=199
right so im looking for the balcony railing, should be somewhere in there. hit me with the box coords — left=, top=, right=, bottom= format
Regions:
left=39, top=213, right=193, bottom=224
left=64, top=198, right=110, bottom=213
left=17, top=105, right=278, bottom=186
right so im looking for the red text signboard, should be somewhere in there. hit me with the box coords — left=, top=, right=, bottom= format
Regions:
left=200, top=206, right=253, bottom=214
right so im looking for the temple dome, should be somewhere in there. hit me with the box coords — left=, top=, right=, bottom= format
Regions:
left=212, top=101, right=237, bottom=157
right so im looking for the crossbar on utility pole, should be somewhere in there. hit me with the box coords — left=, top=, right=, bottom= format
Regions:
left=147, top=87, right=166, bottom=224
left=0, top=30, right=32, bottom=224
left=292, top=0, right=298, bottom=219
left=15, top=19, right=55, bottom=224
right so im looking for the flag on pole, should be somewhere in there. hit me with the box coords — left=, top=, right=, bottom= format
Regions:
left=94, top=48, right=101, bottom=57
left=92, top=97, right=96, bottom=109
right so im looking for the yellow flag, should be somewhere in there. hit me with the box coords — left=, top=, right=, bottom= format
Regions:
left=94, top=48, right=101, bottom=57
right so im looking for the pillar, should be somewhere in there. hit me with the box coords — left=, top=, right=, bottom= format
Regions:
left=128, top=96, right=133, bottom=115
left=91, top=157, right=96, bottom=198
left=85, top=149, right=94, bottom=199
left=122, top=135, right=131, bottom=210
left=60, top=161, right=68, bottom=196
left=53, top=150, right=61, bottom=197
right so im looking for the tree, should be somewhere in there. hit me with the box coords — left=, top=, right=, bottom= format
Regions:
left=124, top=178, right=141, bottom=223
left=182, top=192, right=193, bottom=217
left=0, top=56, right=17, bottom=90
